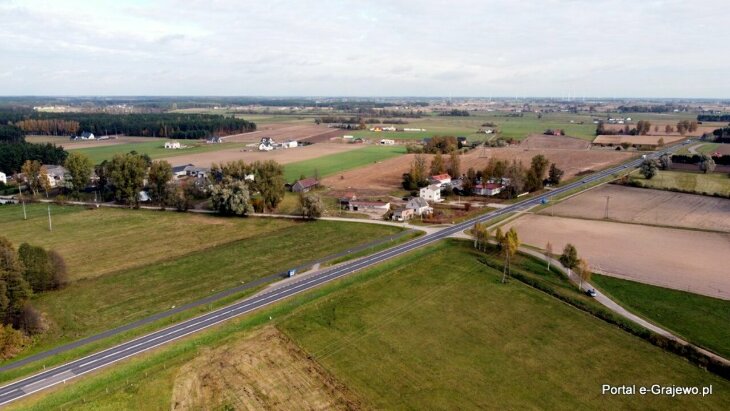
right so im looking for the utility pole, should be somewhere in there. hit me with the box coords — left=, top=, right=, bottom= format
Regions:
left=604, top=195, right=610, bottom=220
left=18, top=182, right=27, bottom=220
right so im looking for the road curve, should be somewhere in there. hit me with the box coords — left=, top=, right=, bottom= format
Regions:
left=0, top=142, right=687, bottom=406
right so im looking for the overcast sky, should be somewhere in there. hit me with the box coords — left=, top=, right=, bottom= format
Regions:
left=1, top=0, right=728, bottom=97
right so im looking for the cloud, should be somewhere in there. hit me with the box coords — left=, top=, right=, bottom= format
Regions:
left=0, top=0, right=728, bottom=96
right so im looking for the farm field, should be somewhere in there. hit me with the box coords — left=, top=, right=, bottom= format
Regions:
left=629, top=170, right=730, bottom=197
left=10, top=241, right=730, bottom=410
left=688, top=142, right=730, bottom=155
left=0, top=205, right=403, bottom=364
left=25, top=135, right=156, bottom=149
left=504, top=214, right=730, bottom=299
left=159, top=141, right=364, bottom=168
left=593, top=134, right=686, bottom=146
left=69, top=139, right=248, bottom=165
left=541, top=184, right=730, bottom=232
left=592, top=274, right=730, bottom=358
left=323, top=146, right=634, bottom=196
left=283, top=145, right=406, bottom=182
left=519, top=133, right=591, bottom=149
left=221, top=123, right=344, bottom=143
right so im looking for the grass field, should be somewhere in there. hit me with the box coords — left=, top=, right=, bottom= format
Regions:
left=69, top=139, right=247, bottom=164
left=592, top=274, right=730, bottom=358
left=10, top=240, right=730, bottom=410
left=0, top=204, right=403, bottom=363
left=283, top=144, right=406, bottom=181
left=629, top=170, right=730, bottom=196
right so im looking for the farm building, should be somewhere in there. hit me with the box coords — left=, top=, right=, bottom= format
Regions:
left=281, top=140, right=298, bottom=148
left=164, top=141, right=181, bottom=149
left=429, top=174, right=452, bottom=187
left=349, top=201, right=390, bottom=212
left=172, top=164, right=194, bottom=179
left=338, top=192, right=357, bottom=208
left=292, top=178, right=319, bottom=193
left=474, top=182, right=503, bottom=196
left=0, top=171, right=5, bottom=185
left=81, top=131, right=95, bottom=140
left=419, top=185, right=442, bottom=203
left=206, top=136, right=223, bottom=144
left=259, top=137, right=275, bottom=151
left=392, top=208, right=414, bottom=222
left=380, top=139, right=395, bottom=145
left=43, top=165, right=67, bottom=188
left=406, top=197, right=433, bottom=215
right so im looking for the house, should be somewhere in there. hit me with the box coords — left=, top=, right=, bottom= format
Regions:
left=259, top=137, right=275, bottom=151
left=474, top=182, right=503, bottom=196
left=419, top=185, right=442, bottom=203
left=183, top=165, right=208, bottom=178
left=172, top=164, right=194, bottom=179
left=0, top=171, right=6, bottom=185
left=43, top=165, right=67, bottom=188
left=164, top=141, right=181, bottom=149
left=338, top=192, right=357, bottom=208
left=428, top=174, right=451, bottom=187
left=292, top=178, right=319, bottom=193
left=406, top=197, right=433, bottom=215
left=379, top=139, right=395, bottom=145
left=348, top=201, right=390, bottom=212
left=80, top=131, right=94, bottom=140
left=392, top=208, right=414, bottom=222
left=206, top=136, right=223, bottom=144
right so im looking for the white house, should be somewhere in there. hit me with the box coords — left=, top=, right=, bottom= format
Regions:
left=172, top=164, right=193, bottom=179
left=80, top=131, right=95, bottom=140
left=259, top=137, right=275, bottom=151
left=392, top=208, right=414, bottom=222
left=474, top=182, right=503, bottom=196
left=0, top=171, right=6, bottom=185
left=379, top=139, right=395, bottom=145
left=428, top=174, right=451, bottom=187
left=406, top=197, right=433, bottom=215
left=419, top=185, right=442, bottom=203
left=164, top=141, right=181, bottom=149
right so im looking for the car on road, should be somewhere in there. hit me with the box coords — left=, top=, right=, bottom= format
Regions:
left=585, top=288, right=597, bottom=297
left=287, top=269, right=297, bottom=278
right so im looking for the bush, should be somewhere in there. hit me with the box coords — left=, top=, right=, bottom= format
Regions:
left=0, top=324, right=29, bottom=360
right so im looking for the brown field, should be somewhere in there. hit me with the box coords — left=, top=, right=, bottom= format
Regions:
left=161, top=142, right=364, bottom=167
left=323, top=148, right=633, bottom=196
left=222, top=124, right=345, bottom=143
left=25, top=135, right=158, bottom=149
left=171, top=326, right=361, bottom=410
left=504, top=214, right=730, bottom=299
left=712, top=144, right=730, bottom=155
left=520, top=134, right=591, bottom=150
left=593, top=134, right=686, bottom=146
left=541, top=184, right=730, bottom=232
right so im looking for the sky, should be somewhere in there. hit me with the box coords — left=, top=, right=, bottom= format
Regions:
left=0, top=0, right=728, bottom=98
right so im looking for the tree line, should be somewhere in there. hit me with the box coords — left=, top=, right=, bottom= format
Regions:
left=697, top=114, right=730, bottom=122
left=3, top=113, right=256, bottom=139
left=0, top=126, right=68, bottom=175
left=596, top=120, right=698, bottom=136
left=0, top=237, right=68, bottom=359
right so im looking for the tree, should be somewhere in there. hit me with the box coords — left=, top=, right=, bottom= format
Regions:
left=494, top=227, right=504, bottom=252
left=500, top=228, right=520, bottom=283
left=636, top=120, right=651, bottom=135
left=530, top=155, right=550, bottom=183
left=20, top=160, right=42, bottom=196
left=0, top=237, right=32, bottom=326
left=63, top=152, right=93, bottom=199
left=657, top=137, right=665, bottom=148
left=251, top=160, right=286, bottom=211
left=448, top=151, right=461, bottom=178
left=545, top=242, right=553, bottom=271
left=430, top=153, right=445, bottom=175
left=548, top=163, right=564, bottom=185
left=210, top=179, right=253, bottom=216
left=665, top=124, right=674, bottom=134
left=559, top=243, right=579, bottom=278
left=211, top=160, right=251, bottom=182
left=299, top=193, right=324, bottom=219
left=699, top=154, right=716, bottom=174
left=473, top=222, right=489, bottom=251
left=108, top=153, right=148, bottom=206
left=47, top=250, right=68, bottom=289
left=620, top=142, right=631, bottom=150
left=148, top=160, right=173, bottom=203
left=658, top=153, right=672, bottom=170
left=17, top=244, right=53, bottom=293
left=576, top=259, right=591, bottom=291
left=639, top=158, right=658, bottom=179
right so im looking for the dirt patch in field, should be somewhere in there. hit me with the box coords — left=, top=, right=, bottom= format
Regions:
left=541, top=184, right=730, bottom=232
left=593, top=134, right=686, bottom=146
left=171, top=326, right=362, bottom=411
left=322, top=148, right=633, bottom=196
left=504, top=214, right=730, bottom=299
left=222, top=124, right=346, bottom=143
left=26, top=135, right=159, bottom=149
left=161, top=142, right=364, bottom=167
left=520, top=134, right=591, bottom=150
left=600, top=123, right=718, bottom=137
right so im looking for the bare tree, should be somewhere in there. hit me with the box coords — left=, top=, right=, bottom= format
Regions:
left=545, top=241, right=553, bottom=271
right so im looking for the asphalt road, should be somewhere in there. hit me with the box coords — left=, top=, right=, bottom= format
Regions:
left=0, top=142, right=687, bottom=406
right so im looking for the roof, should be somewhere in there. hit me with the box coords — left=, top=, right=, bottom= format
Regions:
left=430, top=174, right=451, bottom=181
left=173, top=164, right=194, bottom=173
left=421, top=184, right=441, bottom=191
left=408, top=197, right=429, bottom=207
left=294, top=178, right=319, bottom=188
left=476, top=183, right=502, bottom=189
left=351, top=201, right=389, bottom=207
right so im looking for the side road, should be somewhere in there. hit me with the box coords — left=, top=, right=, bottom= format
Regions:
left=449, top=230, right=730, bottom=366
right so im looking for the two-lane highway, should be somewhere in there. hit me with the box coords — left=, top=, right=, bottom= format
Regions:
left=0, top=141, right=689, bottom=406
